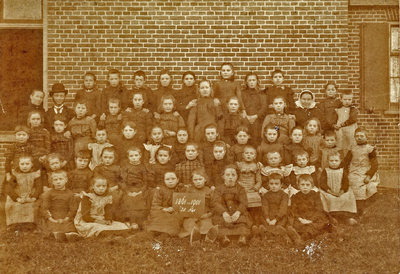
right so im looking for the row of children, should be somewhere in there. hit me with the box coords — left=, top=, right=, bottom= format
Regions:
left=1, top=63, right=379, bottom=245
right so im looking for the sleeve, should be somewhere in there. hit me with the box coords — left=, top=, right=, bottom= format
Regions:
left=319, top=169, right=329, bottom=192
left=120, top=167, right=128, bottom=192
left=80, top=196, right=95, bottom=222
left=261, top=115, right=271, bottom=138
left=342, top=107, right=358, bottom=127
left=177, top=115, right=185, bottom=128
left=235, top=83, right=245, bottom=111
left=343, top=150, right=353, bottom=172
left=187, top=107, right=197, bottom=139
left=4, top=145, right=14, bottom=173
left=261, top=194, right=270, bottom=220
left=40, top=191, right=52, bottom=219
left=286, top=87, right=296, bottom=114
left=288, top=116, right=296, bottom=134
left=145, top=112, right=153, bottom=140
left=254, top=168, right=262, bottom=190
left=67, top=192, right=79, bottom=219
left=151, top=188, right=164, bottom=210
left=104, top=203, right=113, bottom=221
left=121, top=85, right=130, bottom=110
left=210, top=188, right=227, bottom=215
left=257, top=93, right=268, bottom=118
left=277, top=193, right=289, bottom=219
left=32, top=176, right=43, bottom=198
left=366, top=148, right=378, bottom=178
left=44, top=130, right=51, bottom=155
left=89, top=118, right=97, bottom=139
left=237, top=186, right=249, bottom=213
left=341, top=169, right=349, bottom=192
left=310, top=192, right=325, bottom=222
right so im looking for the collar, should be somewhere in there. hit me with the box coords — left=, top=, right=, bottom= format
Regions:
left=85, top=89, right=93, bottom=92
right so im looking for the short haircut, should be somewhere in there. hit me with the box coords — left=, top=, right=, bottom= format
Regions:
left=108, top=69, right=120, bottom=77
left=290, top=126, right=304, bottom=135
left=294, top=149, right=309, bottom=159
left=355, top=127, right=368, bottom=136
left=204, top=123, right=218, bottom=132
left=14, top=125, right=30, bottom=135
left=243, top=145, right=256, bottom=154
left=269, top=173, right=283, bottom=181
left=192, top=168, right=208, bottom=181
left=47, top=153, right=62, bottom=162
left=75, top=150, right=91, bottom=159
left=18, top=154, right=33, bottom=164
left=226, top=96, right=240, bottom=104
left=108, top=97, right=121, bottom=107
left=223, top=164, right=238, bottom=174
left=156, top=146, right=171, bottom=156
left=263, top=123, right=280, bottom=138
left=341, top=90, right=353, bottom=96
left=271, top=69, right=284, bottom=77
left=53, top=114, right=67, bottom=125
left=182, top=71, right=196, bottom=81
left=101, top=147, right=116, bottom=157
left=90, top=176, right=109, bottom=193
left=185, top=142, right=199, bottom=151
left=74, top=99, right=88, bottom=108
left=267, top=150, right=281, bottom=158
left=30, top=89, right=44, bottom=96
left=214, top=140, right=227, bottom=150
left=95, top=128, right=107, bottom=134
left=325, top=81, right=337, bottom=91
left=127, top=146, right=142, bottom=156
left=324, top=130, right=337, bottom=139
left=51, top=169, right=68, bottom=178
left=236, top=126, right=250, bottom=135
left=328, top=150, right=342, bottom=160
left=298, top=174, right=314, bottom=185
left=84, top=72, right=96, bottom=81
left=134, top=70, right=146, bottom=79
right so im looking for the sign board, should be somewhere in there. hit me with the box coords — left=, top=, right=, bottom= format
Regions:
left=172, top=193, right=205, bottom=218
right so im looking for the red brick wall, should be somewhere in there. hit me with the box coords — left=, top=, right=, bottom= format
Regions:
left=348, top=5, right=399, bottom=171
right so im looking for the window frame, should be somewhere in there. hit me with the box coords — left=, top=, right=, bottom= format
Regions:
left=389, top=23, right=399, bottom=112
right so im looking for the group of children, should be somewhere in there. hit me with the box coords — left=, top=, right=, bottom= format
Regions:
left=0, top=63, right=380, bottom=246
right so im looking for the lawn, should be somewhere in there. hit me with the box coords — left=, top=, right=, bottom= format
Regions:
left=0, top=188, right=399, bottom=274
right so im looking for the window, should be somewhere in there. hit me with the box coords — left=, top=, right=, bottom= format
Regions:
left=390, top=25, right=399, bottom=105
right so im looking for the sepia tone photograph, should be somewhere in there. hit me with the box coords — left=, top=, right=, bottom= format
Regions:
left=0, top=0, right=399, bottom=273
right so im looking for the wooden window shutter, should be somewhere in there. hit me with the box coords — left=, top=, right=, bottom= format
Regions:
left=361, top=23, right=390, bottom=110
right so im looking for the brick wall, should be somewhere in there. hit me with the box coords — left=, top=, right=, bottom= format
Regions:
left=348, top=5, right=400, bottom=172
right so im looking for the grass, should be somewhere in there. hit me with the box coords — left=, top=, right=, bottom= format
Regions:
left=0, top=188, right=399, bottom=274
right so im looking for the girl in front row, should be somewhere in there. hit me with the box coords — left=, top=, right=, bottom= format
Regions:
left=74, top=176, right=134, bottom=238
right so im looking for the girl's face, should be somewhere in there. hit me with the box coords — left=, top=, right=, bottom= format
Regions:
left=122, top=126, right=136, bottom=139
left=102, top=151, right=115, bottom=166
left=199, top=81, right=212, bottom=97
left=53, top=93, right=66, bottom=106
left=291, top=129, right=303, bottom=144
left=324, top=136, right=337, bottom=148
left=243, top=148, right=256, bottom=162
left=16, top=131, right=29, bottom=143
left=84, top=75, right=95, bottom=90
left=157, top=150, right=171, bottom=164
left=265, top=129, right=278, bottom=143
left=162, top=99, right=174, bottom=113
left=227, top=99, right=240, bottom=113
left=49, top=158, right=62, bottom=171
left=272, top=73, right=284, bottom=86
left=213, top=146, right=226, bottom=160
left=222, top=168, right=237, bottom=187
left=75, top=103, right=88, bottom=118
left=52, top=173, right=68, bottom=191
left=19, top=157, right=33, bottom=172
left=306, top=120, right=319, bottom=135
left=269, top=179, right=282, bottom=192
left=272, top=98, right=286, bottom=114
left=164, top=172, right=179, bottom=189
left=183, top=74, right=195, bottom=87
left=53, top=120, right=66, bottom=133
left=30, top=91, right=44, bottom=106
left=128, top=150, right=141, bottom=165
left=221, top=65, right=234, bottom=79
left=300, top=93, right=313, bottom=109
left=134, top=76, right=145, bottom=88
left=108, top=73, right=120, bottom=88
left=355, top=131, right=367, bottom=145
left=160, top=73, right=171, bottom=87
left=246, top=75, right=258, bottom=89
left=151, top=128, right=163, bottom=143
left=299, top=180, right=313, bottom=194
left=296, top=154, right=308, bottom=168
left=267, top=152, right=281, bottom=167
left=235, top=131, right=250, bottom=145
left=325, top=84, right=337, bottom=98
left=205, top=128, right=218, bottom=142
left=93, top=179, right=108, bottom=196
left=341, top=94, right=353, bottom=107
left=177, top=130, right=188, bottom=144
left=192, top=174, right=206, bottom=189
left=76, top=157, right=89, bottom=169
left=328, top=155, right=341, bottom=169
left=132, top=94, right=144, bottom=110
left=185, top=145, right=198, bottom=160
left=109, top=102, right=120, bottom=115
left=29, top=113, right=42, bottom=128
left=95, top=130, right=107, bottom=144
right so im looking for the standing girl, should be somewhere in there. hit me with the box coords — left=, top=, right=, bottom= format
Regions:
left=173, top=71, right=198, bottom=123
left=150, top=69, right=176, bottom=114
left=302, top=118, right=324, bottom=167
left=187, top=80, right=223, bottom=143
left=27, top=110, right=51, bottom=163
left=293, top=90, right=322, bottom=128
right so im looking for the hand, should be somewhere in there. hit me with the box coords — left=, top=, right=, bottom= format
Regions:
left=333, top=124, right=340, bottom=130
left=128, top=191, right=142, bottom=197
left=26, top=197, right=36, bottom=203
left=164, top=130, right=176, bottom=137
left=60, top=217, right=70, bottom=224
left=85, top=116, right=92, bottom=121
left=299, top=218, right=312, bottom=224
left=213, top=98, right=221, bottom=106
left=95, top=219, right=112, bottom=225
left=364, top=175, right=371, bottom=184
left=223, top=212, right=232, bottom=223
left=39, top=156, right=46, bottom=163
left=259, top=187, right=268, bottom=195
left=117, top=113, right=123, bottom=120
left=288, top=114, right=296, bottom=119
left=186, top=99, right=197, bottom=109
left=253, top=186, right=260, bottom=192
left=43, top=186, right=51, bottom=192
left=339, top=189, right=345, bottom=196
left=64, top=131, right=71, bottom=138
left=173, top=111, right=179, bottom=117
left=247, top=115, right=257, bottom=124
left=109, top=186, right=118, bottom=192
left=163, top=207, right=174, bottom=213
left=239, top=110, right=247, bottom=119
left=267, top=219, right=277, bottom=226
left=154, top=112, right=160, bottom=119
left=91, top=114, right=97, bottom=119
left=200, top=212, right=212, bottom=219
left=6, top=173, right=11, bottom=181
left=142, top=108, right=150, bottom=113
left=100, top=113, right=106, bottom=121
left=210, top=186, right=215, bottom=191
left=125, top=107, right=132, bottom=113
left=16, top=197, right=25, bottom=203
left=231, top=211, right=241, bottom=222
left=48, top=217, right=58, bottom=223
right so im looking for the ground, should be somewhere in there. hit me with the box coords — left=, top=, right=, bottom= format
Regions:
left=0, top=188, right=398, bottom=273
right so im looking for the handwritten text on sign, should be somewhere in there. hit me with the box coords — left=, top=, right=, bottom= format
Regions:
left=172, top=193, right=205, bottom=218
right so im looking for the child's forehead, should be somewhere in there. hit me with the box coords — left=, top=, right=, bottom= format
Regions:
left=267, top=152, right=280, bottom=158
left=160, top=73, right=171, bottom=78
left=296, top=154, right=308, bottom=159
left=108, top=73, right=120, bottom=78
left=325, top=135, right=336, bottom=140
left=52, top=173, right=67, bottom=179
left=213, top=146, right=225, bottom=151
left=76, top=103, right=87, bottom=108
left=329, top=155, right=341, bottom=160
left=205, top=128, right=217, bottom=133
left=266, top=128, right=277, bottom=134
left=134, top=75, right=144, bottom=80
left=20, top=157, right=32, bottom=162
left=53, top=120, right=66, bottom=125
left=292, top=129, right=303, bottom=135
left=221, top=65, right=233, bottom=70
left=244, top=147, right=256, bottom=153
left=224, top=168, right=237, bottom=174
left=16, top=130, right=29, bottom=135
left=186, top=145, right=197, bottom=150
left=102, top=151, right=114, bottom=156
left=123, top=125, right=135, bottom=130
left=49, top=157, right=60, bottom=163
left=164, top=172, right=177, bottom=178
left=269, top=178, right=281, bottom=184
left=273, top=97, right=284, bottom=103
left=30, top=113, right=41, bottom=118
left=84, top=74, right=95, bottom=80
left=163, top=99, right=173, bottom=103
left=109, top=102, right=120, bottom=106
left=133, top=93, right=143, bottom=99
left=32, top=90, right=44, bottom=96
left=228, top=98, right=239, bottom=103
left=299, top=179, right=312, bottom=185
left=177, top=129, right=188, bottom=134
left=76, top=157, right=89, bottom=161
left=237, top=131, right=249, bottom=136
left=96, top=129, right=107, bottom=134
left=129, top=150, right=141, bottom=156
left=94, top=179, right=107, bottom=185
left=158, top=149, right=169, bottom=155
left=199, top=81, right=210, bottom=87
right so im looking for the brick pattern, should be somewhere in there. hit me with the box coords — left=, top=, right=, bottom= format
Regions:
left=348, top=6, right=399, bottom=171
